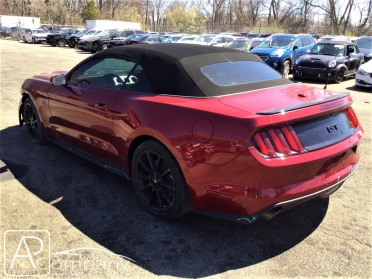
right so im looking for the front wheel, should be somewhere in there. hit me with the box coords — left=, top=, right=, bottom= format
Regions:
left=281, top=60, right=291, bottom=78
left=334, top=68, right=346, bottom=83
left=69, top=42, right=75, bottom=48
left=90, top=42, right=98, bottom=53
left=22, top=98, right=48, bottom=144
left=23, top=36, right=27, bottom=43
left=132, top=140, right=191, bottom=220
left=32, top=37, right=35, bottom=44
left=58, top=39, right=65, bottom=47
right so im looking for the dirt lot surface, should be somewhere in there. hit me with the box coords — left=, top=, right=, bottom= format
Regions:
left=0, top=39, right=371, bottom=278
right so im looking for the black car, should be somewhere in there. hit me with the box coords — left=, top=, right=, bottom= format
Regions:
left=293, top=41, right=364, bottom=83
left=97, top=29, right=145, bottom=51
left=126, top=35, right=164, bottom=45
left=46, top=28, right=81, bottom=47
left=0, top=27, right=10, bottom=37
left=246, top=33, right=271, bottom=39
left=65, top=29, right=91, bottom=48
left=107, top=34, right=144, bottom=48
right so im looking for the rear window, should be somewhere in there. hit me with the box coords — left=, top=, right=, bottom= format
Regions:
left=201, top=61, right=282, bottom=86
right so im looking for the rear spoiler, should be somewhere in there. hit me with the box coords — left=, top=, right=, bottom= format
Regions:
left=256, top=92, right=350, bottom=115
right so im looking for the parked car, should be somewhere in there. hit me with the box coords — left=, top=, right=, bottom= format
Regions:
left=0, top=26, right=10, bottom=37
left=250, top=33, right=317, bottom=77
left=9, top=27, right=29, bottom=40
left=293, top=41, right=364, bottom=83
left=249, top=38, right=265, bottom=51
left=77, top=30, right=103, bottom=51
left=65, top=29, right=92, bottom=48
left=22, top=28, right=49, bottom=44
left=318, top=35, right=351, bottom=43
left=355, top=36, right=372, bottom=62
left=106, top=34, right=144, bottom=48
left=190, top=34, right=235, bottom=47
left=83, top=29, right=119, bottom=53
left=97, top=29, right=145, bottom=51
left=246, top=33, right=271, bottom=39
left=224, top=38, right=253, bottom=51
left=176, top=35, right=198, bottom=43
left=46, top=28, right=81, bottom=47
left=162, top=34, right=188, bottom=43
left=126, top=34, right=164, bottom=45
left=355, top=59, right=372, bottom=88
left=189, top=34, right=216, bottom=45
left=19, top=44, right=363, bottom=223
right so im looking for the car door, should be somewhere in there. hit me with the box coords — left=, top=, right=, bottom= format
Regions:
left=346, top=45, right=360, bottom=73
left=292, top=37, right=308, bottom=62
left=24, top=29, right=31, bottom=41
left=48, top=57, right=137, bottom=158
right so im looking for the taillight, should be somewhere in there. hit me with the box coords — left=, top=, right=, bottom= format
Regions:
left=345, top=107, right=358, bottom=128
left=252, top=125, right=305, bottom=158
left=131, top=41, right=140, bottom=45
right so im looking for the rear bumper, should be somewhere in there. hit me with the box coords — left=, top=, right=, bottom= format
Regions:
left=183, top=124, right=363, bottom=221
left=194, top=165, right=357, bottom=223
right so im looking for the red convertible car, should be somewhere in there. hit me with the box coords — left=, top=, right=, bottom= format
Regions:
left=19, top=44, right=363, bottom=223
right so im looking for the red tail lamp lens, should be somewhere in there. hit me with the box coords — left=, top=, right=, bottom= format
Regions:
left=345, top=107, right=358, bottom=128
left=253, top=126, right=305, bottom=157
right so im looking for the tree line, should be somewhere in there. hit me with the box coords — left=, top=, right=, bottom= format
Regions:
left=1, top=0, right=371, bottom=36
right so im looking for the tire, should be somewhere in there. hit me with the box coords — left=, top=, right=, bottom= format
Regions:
left=334, top=68, right=346, bottom=84
left=132, top=140, right=192, bottom=220
left=32, top=37, right=35, bottom=44
left=90, top=42, right=98, bottom=53
left=23, top=36, right=27, bottom=43
left=58, top=39, right=65, bottom=47
left=281, top=60, right=291, bottom=78
left=22, top=98, right=48, bottom=144
left=69, top=42, right=75, bottom=48
left=102, top=43, right=108, bottom=50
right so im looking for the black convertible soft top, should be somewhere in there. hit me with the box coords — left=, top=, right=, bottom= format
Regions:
left=94, top=44, right=292, bottom=97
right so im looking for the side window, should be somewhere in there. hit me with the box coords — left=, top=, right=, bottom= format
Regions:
left=302, top=37, right=310, bottom=46
left=124, top=30, right=134, bottom=36
left=347, top=45, right=357, bottom=54
left=122, top=64, right=153, bottom=93
left=294, top=38, right=303, bottom=47
left=69, top=58, right=136, bottom=90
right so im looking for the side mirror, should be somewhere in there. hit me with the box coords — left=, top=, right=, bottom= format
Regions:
left=306, top=49, right=311, bottom=54
left=293, top=45, right=299, bottom=50
left=51, top=74, right=66, bottom=85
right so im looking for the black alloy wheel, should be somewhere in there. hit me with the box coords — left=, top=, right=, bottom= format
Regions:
left=334, top=68, right=346, bottom=83
left=132, top=140, right=191, bottom=220
left=23, top=98, right=47, bottom=144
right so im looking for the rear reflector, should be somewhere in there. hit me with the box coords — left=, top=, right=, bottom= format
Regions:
left=253, top=126, right=305, bottom=157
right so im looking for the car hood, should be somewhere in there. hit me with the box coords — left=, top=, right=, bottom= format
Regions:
left=250, top=47, right=289, bottom=55
left=84, top=35, right=103, bottom=42
left=359, top=61, right=372, bottom=73
left=218, top=83, right=344, bottom=114
left=300, top=54, right=336, bottom=62
left=80, top=34, right=100, bottom=40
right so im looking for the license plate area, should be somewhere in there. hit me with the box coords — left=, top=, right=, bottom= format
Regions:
left=293, top=112, right=356, bottom=151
